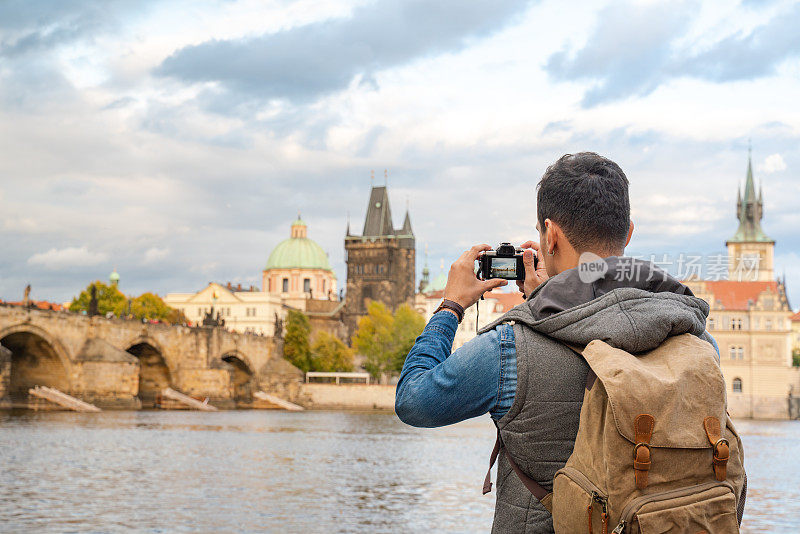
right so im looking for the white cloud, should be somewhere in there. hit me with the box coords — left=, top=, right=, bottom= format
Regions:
left=143, top=246, right=170, bottom=264
left=760, top=153, right=786, bottom=174
left=27, top=246, right=108, bottom=269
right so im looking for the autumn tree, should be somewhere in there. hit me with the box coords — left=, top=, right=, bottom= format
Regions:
left=283, top=309, right=312, bottom=372
left=310, top=331, right=354, bottom=372
left=352, top=301, right=395, bottom=381
left=69, top=281, right=126, bottom=316
left=131, top=292, right=173, bottom=320
left=70, top=282, right=179, bottom=321
left=352, top=302, right=425, bottom=381
left=390, top=304, right=426, bottom=373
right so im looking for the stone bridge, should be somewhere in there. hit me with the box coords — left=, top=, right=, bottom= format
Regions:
left=0, top=303, right=303, bottom=410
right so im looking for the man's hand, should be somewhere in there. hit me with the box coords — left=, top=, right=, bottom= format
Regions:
left=443, top=244, right=508, bottom=309
left=516, top=240, right=548, bottom=298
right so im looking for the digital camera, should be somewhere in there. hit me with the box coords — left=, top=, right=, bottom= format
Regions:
left=477, top=242, right=532, bottom=281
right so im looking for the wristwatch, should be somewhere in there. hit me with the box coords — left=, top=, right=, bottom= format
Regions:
left=434, top=299, right=465, bottom=323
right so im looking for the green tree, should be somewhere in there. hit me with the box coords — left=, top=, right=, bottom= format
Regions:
left=284, top=309, right=312, bottom=372
left=793, top=348, right=800, bottom=368
left=390, top=304, right=426, bottom=373
left=310, top=331, right=354, bottom=372
left=69, top=281, right=126, bottom=316
left=352, top=301, right=396, bottom=381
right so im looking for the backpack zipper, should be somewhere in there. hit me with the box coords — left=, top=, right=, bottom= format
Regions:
left=610, top=480, right=735, bottom=533
left=556, top=466, right=607, bottom=500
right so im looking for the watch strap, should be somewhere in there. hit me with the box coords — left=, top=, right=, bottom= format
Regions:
left=435, top=299, right=465, bottom=323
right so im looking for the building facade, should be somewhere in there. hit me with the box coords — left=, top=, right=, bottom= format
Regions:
left=166, top=217, right=342, bottom=338
left=165, top=282, right=284, bottom=336
left=684, top=152, right=800, bottom=419
left=792, top=312, right=800, bottom=354
left=344, top=185, right=415, bottom=336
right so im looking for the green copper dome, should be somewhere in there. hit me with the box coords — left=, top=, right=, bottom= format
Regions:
left=109, top=269, right=120, bottom=283
left=265, top=217, right=333, bottom=272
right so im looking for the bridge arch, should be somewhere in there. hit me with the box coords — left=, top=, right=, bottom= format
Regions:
left=0, top=324, right=72, bottom=402
left=125, top=337, right=171, bottom=408
left=221, top=351, right=255, bottom=406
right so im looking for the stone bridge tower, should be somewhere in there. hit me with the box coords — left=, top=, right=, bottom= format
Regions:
left=344, top=183, right=415, bottom=337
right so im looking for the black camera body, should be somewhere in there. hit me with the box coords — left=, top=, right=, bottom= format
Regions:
left=477, top=242, right=531, bottom=281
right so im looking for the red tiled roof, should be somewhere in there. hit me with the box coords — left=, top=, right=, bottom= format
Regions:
left=790, top=311, right=800, bottom=322
left=485, top=290, right=524, bottom=313
left=703, top=281, right=778, bottom=311
left=4, top=300, right=65, bottom=311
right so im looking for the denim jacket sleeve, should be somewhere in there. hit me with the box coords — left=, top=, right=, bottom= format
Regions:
left=395, top=311, right=516, bottom=427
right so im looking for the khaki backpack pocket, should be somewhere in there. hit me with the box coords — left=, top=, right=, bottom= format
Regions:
left=552, top=467, right=609, bottom=533
left=622, top=483, right=739, bottom=534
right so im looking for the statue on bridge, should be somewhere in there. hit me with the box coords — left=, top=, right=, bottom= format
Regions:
left=88, top=285, right=99, bottom=317
left=201, top=307, right=225, bottom=328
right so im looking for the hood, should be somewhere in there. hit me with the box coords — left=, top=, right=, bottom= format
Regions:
left=490, top=257, right=710, bottom=353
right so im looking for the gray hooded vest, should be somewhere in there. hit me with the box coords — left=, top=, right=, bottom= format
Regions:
left=479, top=257, right=715, bottom=533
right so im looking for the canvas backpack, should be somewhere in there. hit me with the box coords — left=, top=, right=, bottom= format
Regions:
left=486, top=333, right=746, bottom=533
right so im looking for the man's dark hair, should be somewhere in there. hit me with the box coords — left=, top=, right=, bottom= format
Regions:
left=537, top=152, right=630, bottom=253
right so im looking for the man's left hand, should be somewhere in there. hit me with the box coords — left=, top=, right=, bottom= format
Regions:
left=443, top=244, right=508, bottom=309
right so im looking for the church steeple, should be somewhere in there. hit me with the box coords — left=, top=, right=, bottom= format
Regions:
left=729, top=147, right=770, bottom=243
left=726, top=145, right=775, bottom=281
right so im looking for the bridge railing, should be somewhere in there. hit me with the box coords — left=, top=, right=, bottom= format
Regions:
left=305, top=372, right=371, bottom=385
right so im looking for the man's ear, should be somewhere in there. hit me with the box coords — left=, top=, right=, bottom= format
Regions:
left=544, top=218, right=559, bottom=254
left=625, top=220, right=634, bottom=247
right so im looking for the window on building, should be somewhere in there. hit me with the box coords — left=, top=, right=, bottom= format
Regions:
left=731, top=318, right=742, bottom=330
left=268, top=278, right=272, bottom=292
left=732, top=378, right=742, bottom=393
left=765, top=319, right=773, bottom=331
left=737, top=347, right=744, bottom=360
left=322, top=280, right=326, bottom=293
left=251, top=307, right=256, bottom=317
left=707, top=318, right=715, bottom=330
left=282, top=278, right=289, bottom=292
left=303, top=278, right=311, bottom=293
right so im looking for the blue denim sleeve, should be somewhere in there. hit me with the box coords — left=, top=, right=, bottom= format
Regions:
left=395, top=311, right=515, bottom=427
left=706, top=331, right=720, bottom=357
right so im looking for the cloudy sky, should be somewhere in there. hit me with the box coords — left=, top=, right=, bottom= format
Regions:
left=1, top=0, right=799, bottom=307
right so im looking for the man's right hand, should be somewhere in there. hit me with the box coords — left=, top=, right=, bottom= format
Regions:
left=443, top=244, right=508, bottom=309
left=516, top=240, right=548, bottom=298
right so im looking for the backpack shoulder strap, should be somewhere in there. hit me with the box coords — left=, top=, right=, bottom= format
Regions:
left=483, top=430, right=553, bottom=513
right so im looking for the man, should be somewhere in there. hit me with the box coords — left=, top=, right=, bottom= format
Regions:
left=395, top=152, right=720, bottom=533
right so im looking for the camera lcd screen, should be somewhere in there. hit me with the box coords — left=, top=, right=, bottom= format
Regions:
left=489, top=257, right=517, bottom=278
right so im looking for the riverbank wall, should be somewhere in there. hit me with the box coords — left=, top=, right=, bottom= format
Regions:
left=300, top=383, right=395, bottom=411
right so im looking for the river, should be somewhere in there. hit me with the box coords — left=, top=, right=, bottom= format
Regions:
left=0, top=410, right=797, bottom=533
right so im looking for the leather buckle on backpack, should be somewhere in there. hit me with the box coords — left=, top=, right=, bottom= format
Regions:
left=713, top=438, right=729, bottom=463
left=633, top=442, right=651, bottom=459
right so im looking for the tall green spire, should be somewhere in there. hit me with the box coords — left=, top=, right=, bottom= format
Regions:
left=729, top=146, right=772, bottom=243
